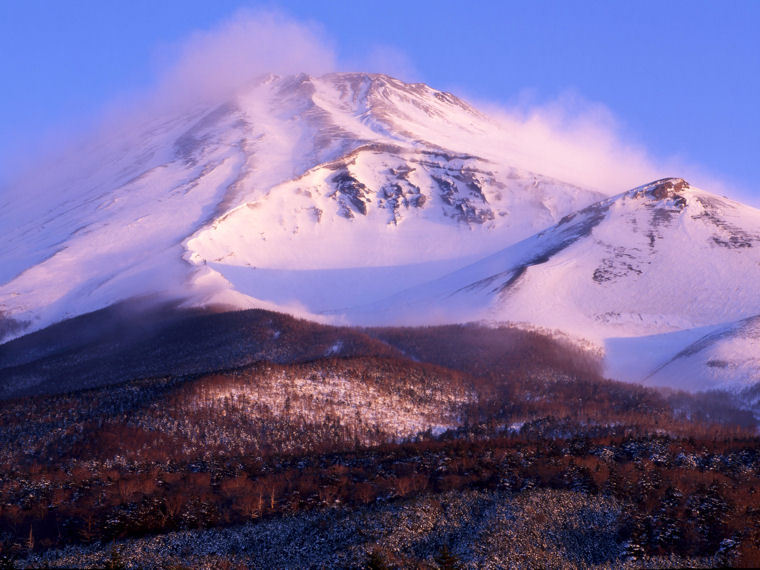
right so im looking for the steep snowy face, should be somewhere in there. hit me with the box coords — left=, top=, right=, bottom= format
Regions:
left=489, top=178, right=760, bottom=337
left=0, top=73, right=602, bottom=341
left=0, top=104, right=251, bottom=340
left=531, top=179, right=760, bottom=335
left=185, top=73, right=602, bottom=270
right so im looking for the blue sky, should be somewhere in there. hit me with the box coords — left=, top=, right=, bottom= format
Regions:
left=1, top=0, right=758, bottom=198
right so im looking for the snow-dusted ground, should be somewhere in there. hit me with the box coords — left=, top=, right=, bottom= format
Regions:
left=183, top=367, right=473, bottom=445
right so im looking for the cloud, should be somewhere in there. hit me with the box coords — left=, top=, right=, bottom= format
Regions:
left=350, top=44, right=420, bottom=82
left=146, top=9, right=336, bottom=111
left=136, top=10, right=732, bottom=197
left=465, top=89, right=730, bottom=196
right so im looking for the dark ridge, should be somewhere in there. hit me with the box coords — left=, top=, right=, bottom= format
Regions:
left=0, top=301, right=400, bottom=401
left=366, top=322, right=604, bottom=382
left=0, top=313, right=29, bottom=344
left=455, top=200, right=611, bottom=295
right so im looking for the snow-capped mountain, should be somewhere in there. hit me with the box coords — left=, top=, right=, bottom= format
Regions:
left=2, top=73, right=759, bottom=392
left=0, top=72, right=601, bottom=341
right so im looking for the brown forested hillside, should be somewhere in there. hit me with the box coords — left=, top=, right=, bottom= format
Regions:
left=1, top=310, right=758, bottom=567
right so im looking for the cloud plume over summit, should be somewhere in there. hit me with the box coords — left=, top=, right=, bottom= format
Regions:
left=1, top=8, right=726, bottom=200
left=148, top=9, right=337, bottom=109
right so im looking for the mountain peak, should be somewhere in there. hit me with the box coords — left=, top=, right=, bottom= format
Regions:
left=630, top=177, right=690, bottom=200
left=619, top=177, right=692, bottom=212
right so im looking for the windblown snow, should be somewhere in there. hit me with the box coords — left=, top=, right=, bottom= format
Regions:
left=0, top=73, right=600, bottom=334
left=2, top=73, right=760, bottom=392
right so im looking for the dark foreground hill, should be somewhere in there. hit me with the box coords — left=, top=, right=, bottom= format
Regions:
left=1, top=305, right=759, bottom=566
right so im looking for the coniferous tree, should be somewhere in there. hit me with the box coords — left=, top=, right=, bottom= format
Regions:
left=434, top=545, right=462, bottom=570
left=364, top=548, right=389, bottom=570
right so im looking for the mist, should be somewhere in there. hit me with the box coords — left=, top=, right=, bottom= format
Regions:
left=0, top=9, right=337, bottom=200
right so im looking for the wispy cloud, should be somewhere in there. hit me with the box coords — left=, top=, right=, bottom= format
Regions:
left=471, top=90, right=718, bottom=195
left=2, top=8, right=730, bottom=201
left=350, top=44, right=420, bottom=82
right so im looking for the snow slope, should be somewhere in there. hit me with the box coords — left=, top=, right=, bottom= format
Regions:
left=346, top=178, right=760, bottom=390
left=0, top=73, right=601, bottom=339
left=607, top=315, right=760, bottom=391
